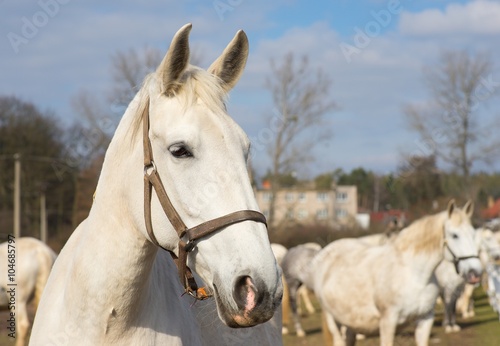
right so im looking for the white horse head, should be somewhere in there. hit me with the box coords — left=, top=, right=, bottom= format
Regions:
left=442, top=200, right=482, bottom=284
left=113, top=23, right=282, bottom=327
left=476, top=227, right=500, bottom=262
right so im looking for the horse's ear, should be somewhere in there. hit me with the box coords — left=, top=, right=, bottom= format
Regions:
left=447, top=199, right=456, bottom=218
left=157, top=23, right=192, bottom=95
left=208, top=30, right=249, bottom=92
left=464, top=200, right=474, bottom=218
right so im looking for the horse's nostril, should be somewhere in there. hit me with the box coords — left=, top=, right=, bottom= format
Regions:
left=233, top=275, right=257, bottom=311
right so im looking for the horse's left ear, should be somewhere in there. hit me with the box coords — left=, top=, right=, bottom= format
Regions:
left=463, top=200, right=474, bottom=218
left=208, top=30, right=249, bottom=92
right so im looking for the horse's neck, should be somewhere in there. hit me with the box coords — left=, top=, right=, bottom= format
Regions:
left=394, top=213, right=445, bottom=280
left=77, top=96, right=160, bottom=329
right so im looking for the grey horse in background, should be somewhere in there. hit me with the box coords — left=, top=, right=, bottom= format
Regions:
left=281, top=243, right=321, bottom=337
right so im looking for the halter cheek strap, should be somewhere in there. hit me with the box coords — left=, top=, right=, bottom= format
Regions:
left=141, top=98, right=267, bottom=299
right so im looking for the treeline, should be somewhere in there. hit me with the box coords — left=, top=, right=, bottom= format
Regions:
left=283, top=155, right=500, bottom=221
left=0, top=96, right=108, bottom=244
left=334, top=156, right=500, bottom=219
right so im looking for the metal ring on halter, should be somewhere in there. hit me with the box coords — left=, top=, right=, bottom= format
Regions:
left=184, top=240, right=197, bottom=253
left=144, top=161, right=157, bottom=176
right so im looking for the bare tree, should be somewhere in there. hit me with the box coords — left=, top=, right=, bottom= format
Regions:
left=109, top=45, right=205, bottom=109
left=264, top=52, right=336, bottom=228
left=405, top=50, right=500, bottom=197
left=108, top=46, right=163, bottom=108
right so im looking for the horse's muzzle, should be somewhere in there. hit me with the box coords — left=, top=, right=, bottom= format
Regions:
left=465, top=269, right=481, bottom=284
left=214, top=274, right=283, bottom=328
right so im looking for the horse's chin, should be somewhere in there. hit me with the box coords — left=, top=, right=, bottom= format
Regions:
left=212, top=284, right=276, bottom=328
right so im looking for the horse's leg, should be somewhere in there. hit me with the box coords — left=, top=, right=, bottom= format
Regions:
left=298, top=286, right=315, bottom=315
left=466, top=294, right=475, bottom=318
left=449, top=286, right=464, bottom=332
left=464, top=284, right=475, bottom=318
left=16, top=302, right=29, bottom=346
left=344, top=327, right=356, bottom=346
left=442, top=291, right=455, bottom=333
left=288, top=280, right=305, bottom=337
left=379, top=313, right=397, bottom=346
left=281, top=275, right=290, bottom=335
left=455, top=288, right=466, bottom=318
left=415, top=311, right=434, bottom=346
left=324, top=312, right=345, bottom=346
left=321, top=311, right=334, bottom=346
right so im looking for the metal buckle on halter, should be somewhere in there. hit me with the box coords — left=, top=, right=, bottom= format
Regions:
left=184, top=239, right=196, bottom=253
left=144, top=161, right=157, bottom=176
left=184, top=286, right=211, bottom=301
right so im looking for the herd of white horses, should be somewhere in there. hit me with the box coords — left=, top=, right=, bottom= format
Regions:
left=1, top=24, right=500, bottom=346
left=276, top=201, right=500, bottom=346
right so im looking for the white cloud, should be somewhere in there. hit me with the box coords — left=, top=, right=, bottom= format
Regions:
left=399, top=0, right=500, bottom=36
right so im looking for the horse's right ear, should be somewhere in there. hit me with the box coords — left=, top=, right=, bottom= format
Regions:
left=157, top=23, right=192, bottom=96
left=447, top=199, right=456, bottom=218
left=208, top=30, right=249, bottom=92
left=463, top=200, right=474, bottom=218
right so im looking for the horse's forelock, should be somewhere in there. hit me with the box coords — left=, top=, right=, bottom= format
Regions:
left=128, top=67, right=228, bottom=144
left=447, top=207, right=470, bottom=228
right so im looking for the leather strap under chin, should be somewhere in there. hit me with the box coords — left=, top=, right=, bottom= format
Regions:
left=141, top=97, right=267, bottom=299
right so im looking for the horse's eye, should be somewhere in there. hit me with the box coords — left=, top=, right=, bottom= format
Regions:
left=451, top=233, right=459, bottom=240
left=169, top=145, right=193, bottom=158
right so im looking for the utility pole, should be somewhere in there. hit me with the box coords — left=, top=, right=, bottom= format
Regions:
left=373, top=175, right=380, bottom=213
left=40, top=192, right=47, bottom=243
left=13, top=153, right=21, bottom=238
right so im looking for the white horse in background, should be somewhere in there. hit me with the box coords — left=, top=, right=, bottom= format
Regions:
left=271, top=242, right=318, bottom=336
left=434, top=255, right=470, bottom=333
left=314, top=200, right=482, bottom=346
left=453, top=227, right=500, bottom=321
left=281, top=243, right=321, bottom=337
left=0, top=237, right=56, bottom=346
left=476, top=227, right=500, bottom=265
left=30, top=24, right=282, bottom=346
left=271, top=243, right=288, bottom=266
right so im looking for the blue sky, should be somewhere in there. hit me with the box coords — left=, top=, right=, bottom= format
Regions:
left=1, top=0, right=500, bottom=178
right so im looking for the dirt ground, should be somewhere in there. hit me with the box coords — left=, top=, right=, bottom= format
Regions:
left=1, top=288, right=498, bottom=345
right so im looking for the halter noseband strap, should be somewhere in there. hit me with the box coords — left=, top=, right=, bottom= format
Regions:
left=141, top=98, right=267, bottom=299
left=443, top=239, right=479, bottom=275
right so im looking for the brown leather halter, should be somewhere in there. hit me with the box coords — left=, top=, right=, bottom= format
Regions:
left=443, top=239, right=479, bottom=274
left=141, top=97, right=267, bottom=300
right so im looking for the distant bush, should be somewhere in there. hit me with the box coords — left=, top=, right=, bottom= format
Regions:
left=268, top=222, right=386, bottom=249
